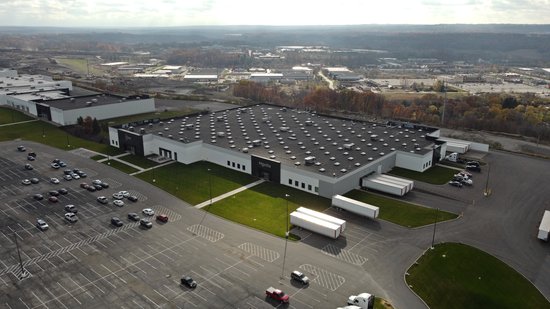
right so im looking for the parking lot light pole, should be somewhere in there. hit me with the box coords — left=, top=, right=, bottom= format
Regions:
left=13, top=231, right=28, bottom=279
left=281, top=194, right=290, bottom=279
left=197, top=168, right=212, bottom=230
left=431, top=208, right=440, bottom=249
left=484, top=163, right=491, bottom=197
left=66, top=134, right=70, bottom=148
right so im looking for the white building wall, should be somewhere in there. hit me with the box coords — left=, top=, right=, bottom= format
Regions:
left=109, top=127, right=120, bottom=147
left=61, top=98, right=155, bottom=125
left=148, top=137, right=203, bottom=164
left=142, top=134, right=157, bottom=156
left=396, top=151, right=433, bottom=172
left=50, top=108, right=65, bottom=125
left=281, top=167, right=320, bottom=195
left=202, top=144, right=251, bottom=173
left=3, top=96, right=37, bottom=115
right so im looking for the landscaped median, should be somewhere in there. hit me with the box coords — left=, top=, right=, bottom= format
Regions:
left=136, top=161, right=258, bottom=205
left=344, top=189, right=458, bottom=228
left=406, top=243, right=550, bottom=309
left=102, top=160, right=139, bottom=174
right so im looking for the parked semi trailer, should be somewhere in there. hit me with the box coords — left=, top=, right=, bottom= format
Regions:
left=361, top=174, right=413, bottom=196
left=538, top=210, right=550, bottom=241
left=290, top=212, right=341, bottom=239
left=296, top=206, right=346, bottom=232
left=332, top=195, right=379, bottom=219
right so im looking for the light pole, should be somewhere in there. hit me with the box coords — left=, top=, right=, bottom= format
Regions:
left=484, top=163, right=491, bottom=197
left=66, top=134, right=70, bottom=148
left=431, top=208, right=440, bottom=249
left=281, top=194, right=290, bottom=279
left=198, top=168, right=212, bottom=229
left=107, top=155, right=111, bottom=166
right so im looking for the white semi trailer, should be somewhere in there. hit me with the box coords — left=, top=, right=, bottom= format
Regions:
left=538, top=210, right=550, bottom=241
left=361, top=174, right=414, bottom=196
left=332, top=195, right=379, bottom=219
left=296, top=206, right=346, bottom=232
left=290, top=212, right=341, bottom=239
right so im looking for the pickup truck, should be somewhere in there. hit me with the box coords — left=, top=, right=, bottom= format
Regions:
left=265, top=287, right=289, bottom=303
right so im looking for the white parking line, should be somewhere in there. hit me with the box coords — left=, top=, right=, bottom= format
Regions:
left=142, top=294, right=161, bottom=308
left=132, top=300, right=145, bottom=309
left=25, top=294, right=38, bottom=309
left=120, top=256, right=147, bottom=275
left=137, top=248, right=166, bottom=266
left=68, top=277, right=94, bottom=299
left=153, top=289, right=170, bottom=301
left=79, top=272, right=105, bottom=294
left=89, top=267, right=117, bottom=289
left=109, top=259, right=139, bottom=280
left=43, top=286, right=69, bottom=309
left=57, top=281, right=82, bottom=305
left=129, top=252, right=157, bottom=270
left=100, top=264, right=127, bottom=284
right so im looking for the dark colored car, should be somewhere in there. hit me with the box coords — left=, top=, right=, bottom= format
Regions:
left=127, top=195, right=139, bottom=202
left=28, top=152, right=37, bottom=158
left=156, top=214, right=168, bottom=223
left=27, top=155, right=35, bottom=161
left=30, top=178, right=40, bottom=184
left=80, top=182, right=88, bottom=189
left=24, top=163, right=33, bottom=170
left=51, top=163, right=60, bottom=169
left=33, top=193, right=44, bottom=200
left=111, top=217, right=124, bottom=227
left=52, top=159, right=60, bottom=164
left=63, top=169, right=72, bottom=175
left=466, top=165, right=481, bottom=172
left=58, top=188, right=68, bottom=195
left=58, top=161, right=67, bottom=167
left=78, top=172, right=87, bottom=178
left=86, top=185, right=97, bottom=192
left=48, top=196, right=58, bottom=203
left=93, top=184, right=103, bottom=191
left=449, top=180, right=463, bottom=188
left=140, top=219, right=152, bottom=229
left=99, top=182, right=109, bottom=189
left=17, top=145, right=26, bottom=152
left=467, top=161, right=480, bottom=167
left=49, top=190, right=60, bottom=196
left=181, top=276, right=197, bottom=288
left=127, top=213, right=140, bottom=221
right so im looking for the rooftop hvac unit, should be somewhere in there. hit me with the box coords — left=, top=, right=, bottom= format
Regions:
left=129, top=126, right=134, bottom=132
left=304, top=156, right=316, bottom=165
left=86, top=102, right=92, bottom=106
left=343, top=143, right=355, bottom=150
left=217, top=132, right=225, bottom=138
left=91, top=99, right=98, bottom=103
left=139, top=128, right=145, bottom=134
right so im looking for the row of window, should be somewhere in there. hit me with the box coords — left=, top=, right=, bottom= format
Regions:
left=227, top=160, right=246, bottom=171
left=112, top=140, right=119, bottom=146
left=422, top=160, right=432, bottom=169
left=288, top=178, right=319, bottom=193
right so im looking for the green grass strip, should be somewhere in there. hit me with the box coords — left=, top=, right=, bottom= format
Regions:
left=406, top=243, right=550, bottom=309
left=389, top=166, right=457, bottom=185
left=102, top=160, right=139, bottom=174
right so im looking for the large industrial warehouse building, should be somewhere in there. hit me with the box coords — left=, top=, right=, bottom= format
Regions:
left=109, top=104, right=448, bottom=198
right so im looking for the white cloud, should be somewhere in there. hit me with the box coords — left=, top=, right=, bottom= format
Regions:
left=0, top=0, right=548, bottom=27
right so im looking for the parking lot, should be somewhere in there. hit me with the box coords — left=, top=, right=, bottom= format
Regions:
left=1, top=141, right=409, bottom=309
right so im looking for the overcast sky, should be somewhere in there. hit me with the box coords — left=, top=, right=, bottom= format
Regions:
left=0, top=0, right=548, bottom=27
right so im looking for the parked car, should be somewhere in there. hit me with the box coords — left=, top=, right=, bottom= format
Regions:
left=78, top=172, right=87, bottom=178
left=140, top=219, right=153, bottom=229
left=460, top=178, right=473, bottom=186
left=466, top=165, right=481, bottom=172
left=30, top=178, right=40, bottom=184
left=80, top=182, right=89, bottom=189
left=86, top=185, right=97, bottom=192
left=142, top=208, right=154, bottom=216
left=119, top=190, right=130, bottom=198
left=50, top=177, right=60, bottom=184
left=64, top=204, right=77, bottom=214
left=63, top=169, right=72, bottom=175
left=28, top=152, right=37, bottom=158
left=70, top=173, right=80, bottom=180
left=113, top=200, right=124, bottom=207
left=36, top=219, right=49, bottom=231
left=62, top=175, right=73, bottom=181
left=93, top=184, right=103, bottom=191
left=58, top=161, right=67, bottom=167
left=27, top=155, right=35, bottom=161
left=17, top=145, right=26, bottom=152
left=180, top=276, right=197, bottom=288
left=51, top=163, right=60, bottom=169
left=127, top=195, right=138, bottom=202
left=24, top=163, right=33, bottom=170
left=58, top=188, right=68, bottom=195
left=467, top=161, right=480, bottom=167
left=48, top=196, right=58, bottom=203
left=156, top=214, right=168, bottom=222
left=92, top=179, right=103, bottom=185
left=64, top=212, right=77, bottom=223
left=33, top=193, right=44, bottom=200
left=97, top=196, right=108, bottom=204
left=52, top=159, right=60, bottom=164
left=21, top=179, right=31, bottom=185
left=49, top=190, right=60, bottom=196
left=458, top=171, right=473, bottom=179
left=448, top=180, right=463, bottom=188
left=111, top=217, right=124, bottom=227
left=112, top=192, right=124, bottom=200
left=127, top=213, right=140, bottom=221
left=100, top=182, right=109, bottom=188
left=265, top=287, right=289, bottom=303
left=291, top=270, right=309, bottom=285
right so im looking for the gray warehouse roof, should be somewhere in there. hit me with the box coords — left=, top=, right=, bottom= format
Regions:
left=124, top=104, right=437, bottom=177
left=42, top=94, right=150, bottom=111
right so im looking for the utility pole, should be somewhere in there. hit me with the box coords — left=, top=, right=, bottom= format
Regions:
left=441, top=81, right=447, bottom=125
left=281, top=194, right=290, bottom=279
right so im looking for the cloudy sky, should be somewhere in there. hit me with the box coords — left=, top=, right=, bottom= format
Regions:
left=0, top=0, right=548, bottom=27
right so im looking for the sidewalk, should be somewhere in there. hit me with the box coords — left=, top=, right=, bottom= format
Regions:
left=194, top=179, right=265, bottom=209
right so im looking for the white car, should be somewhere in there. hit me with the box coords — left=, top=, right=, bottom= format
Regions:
left=50, top=177, right=60, bottom=184
left=112, top=193, right=124, bottom=200
left=92, top=179, right=103, bottom=185
left=119, top=190, right=130, bottom=198
left=36, top=219, right=49, bottom=230
left=113, top=200, right=124, bottom=207
left=21, top=179, right=31, bottom=185
left=142, top=208, right=154, bottom=216
left=64, top=212, right=78, bottom=223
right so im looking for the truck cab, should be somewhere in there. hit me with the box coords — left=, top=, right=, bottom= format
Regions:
left=347, top=293, right=374, bottom=309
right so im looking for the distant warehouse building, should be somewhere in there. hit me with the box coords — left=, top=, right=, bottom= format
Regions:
left=109, top=104, right=447, bottom=198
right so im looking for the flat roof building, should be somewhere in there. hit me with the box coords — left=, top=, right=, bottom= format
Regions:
left=109, top=104, right=446, bottom=198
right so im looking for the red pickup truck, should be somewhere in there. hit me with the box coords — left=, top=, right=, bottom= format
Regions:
left=265, top=287, right=289, bottom=303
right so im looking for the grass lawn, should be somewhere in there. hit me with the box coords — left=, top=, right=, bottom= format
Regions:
left=344, top=190, right=457, bottom=227
left=375, top=298, right=394, bottom=309
left=102, top=160, right=139, bottom=174
left=206, top=182, right=331, bottom=238
left=0, top=115, right=122, bottom=156
left=136, top=161, right=257, bottom=205
left=56, top=58, right=106, bottom=76
left=0, top=107, right=34, bottom=124
left=406, top=243, right=550, bottom=309
left=388, top=166, right=457, bottom=185
left=119, top=154, right=161, bottom=169
left=91, top=154, right=107, bottom=160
